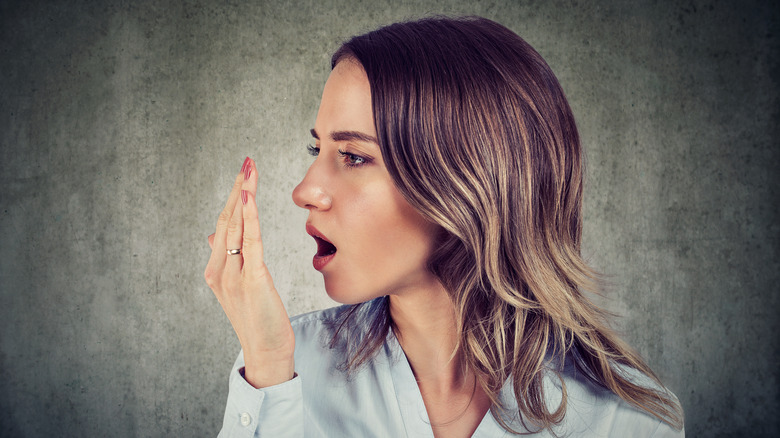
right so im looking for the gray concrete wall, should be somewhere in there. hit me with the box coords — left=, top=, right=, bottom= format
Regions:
left=1, top=0, right=776, bottom=436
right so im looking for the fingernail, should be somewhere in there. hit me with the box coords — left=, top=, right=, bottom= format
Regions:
left=243, top=157, right=252, bottom=180
left=241, top=190, right=248, bottom=205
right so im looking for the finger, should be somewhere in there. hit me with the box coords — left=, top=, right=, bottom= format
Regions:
left=241, top=157, right=258, bottom=199
left=205, top=170, right=244, bottom=291
left=224, top=190, right=245, bottom=283
left=242, top=190, right=271, bottom=286
left=242, top=158, right=263, bottom=264
left=208, top=233, right=215, bottom=250
left=242, top=161, right=272, bottom=288
left=240, top=159, right=261, bottom=267
left=207, top=159, right=251, bottom=268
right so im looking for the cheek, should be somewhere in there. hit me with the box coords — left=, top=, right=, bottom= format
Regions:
left=337, top=176, right=437, bottom=271
left=365, top=189, right=436, bottom=270
left=324, top=179, right=440, bottom=301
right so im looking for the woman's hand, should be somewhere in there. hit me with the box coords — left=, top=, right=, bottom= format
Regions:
left=205, top=157, right=295, bottom=388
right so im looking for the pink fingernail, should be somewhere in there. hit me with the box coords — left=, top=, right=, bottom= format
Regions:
left=243, top=157, right=252, bottom=180
left=241, top=190, right=248, bottom=205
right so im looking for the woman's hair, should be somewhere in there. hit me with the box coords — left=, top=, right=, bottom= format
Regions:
left=327, top=16, right=683, bottom=433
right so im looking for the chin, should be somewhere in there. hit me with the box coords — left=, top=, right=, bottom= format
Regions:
left=322, top=276, right=378, bottom=305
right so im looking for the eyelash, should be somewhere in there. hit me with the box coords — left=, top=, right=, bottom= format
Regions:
left=306, top=144, right=371, bottom=168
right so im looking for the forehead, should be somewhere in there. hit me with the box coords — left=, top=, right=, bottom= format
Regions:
left=314, top=61, right=376, bottom=138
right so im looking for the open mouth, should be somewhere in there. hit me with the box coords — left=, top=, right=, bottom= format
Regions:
left=314, top=235, right=337, bottom=257
left=307, top=225, right=337, bottom=271
left=306, top=224, right=337, bottom=260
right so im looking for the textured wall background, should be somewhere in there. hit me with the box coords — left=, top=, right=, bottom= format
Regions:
left=0, top=0, right=777, bottom=436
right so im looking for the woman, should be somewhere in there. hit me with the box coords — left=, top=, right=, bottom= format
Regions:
left=206, top=16, right=684, bottom=437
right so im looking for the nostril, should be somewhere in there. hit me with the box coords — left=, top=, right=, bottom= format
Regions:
left=307, top=189, right=331, bottom=211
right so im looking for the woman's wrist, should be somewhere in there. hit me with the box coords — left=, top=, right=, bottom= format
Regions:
left=243, top=355, right=295, bottom=389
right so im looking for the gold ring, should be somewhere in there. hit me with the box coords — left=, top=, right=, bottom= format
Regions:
left=226, top=248, right=241, bottom=255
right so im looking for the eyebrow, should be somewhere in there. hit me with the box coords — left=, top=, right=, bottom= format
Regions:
left=310, top=128, right=378, bottom=145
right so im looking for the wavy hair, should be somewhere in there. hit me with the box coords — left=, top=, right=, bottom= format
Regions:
left=327, top=16, right=683, bottom=433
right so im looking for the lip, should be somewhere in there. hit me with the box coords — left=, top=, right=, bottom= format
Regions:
left=306, top=224, right=336, bottom=271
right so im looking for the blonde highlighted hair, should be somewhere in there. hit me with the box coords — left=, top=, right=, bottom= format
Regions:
left=328, top=16, right=683, bottom=433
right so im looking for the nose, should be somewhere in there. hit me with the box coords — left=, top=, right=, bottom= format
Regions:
left=292, top=161, right=332, bottom=211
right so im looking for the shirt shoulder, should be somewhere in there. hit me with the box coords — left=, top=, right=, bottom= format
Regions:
left=289, top=305, right=347, bottom=329
left=287, top=306, right=345, bottom=358
left=288, top=299, right=389, bottom=374
left=491, top=357, right=682, bottom=437
left=555, top=361, right=684, bottom=437
left=289, top=297, right=386, bottom=350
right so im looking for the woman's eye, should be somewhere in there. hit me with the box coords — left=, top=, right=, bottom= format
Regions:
left=306, top=144, right=319, bottom=157
left=338, top=149, right=370, bottom=168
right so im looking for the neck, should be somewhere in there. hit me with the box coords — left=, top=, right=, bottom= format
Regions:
left=389, top=281, right=492, bottom=437
left=389, top=281, right=470, bottom=393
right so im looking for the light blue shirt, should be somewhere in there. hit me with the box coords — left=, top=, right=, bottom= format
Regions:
left=218, top=302, right=684, bottom=437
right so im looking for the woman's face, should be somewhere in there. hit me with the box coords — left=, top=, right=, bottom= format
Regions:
left=292, top=60, right=441, bottom=304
